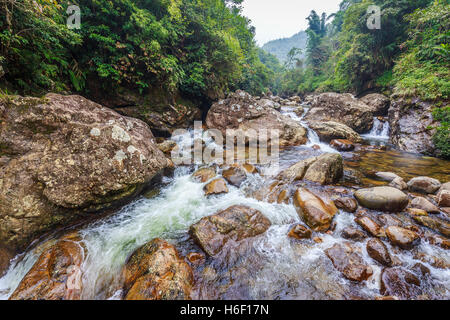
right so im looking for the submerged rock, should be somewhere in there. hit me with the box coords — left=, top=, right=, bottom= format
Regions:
left=189, top=205, right=271, bottom=256
left=325, top=243, right=373, bottom=282
left=366, top=238, right=392, bottom=266
left=380, top=267, right=421, bottom=300
left=206, top=90, right=307, bottom=147
left=386, top=226, right=420, bottom=250
left=407, top=177, right=441, bottom=194
left=354, top=187, right=409, bottom=212
left=10, top=234, right=85, bottom=300
left=412, top=216, right=450, bottom=237
left=123, top=238, right=193, bottom=300
left=375, top=172, right=400, bottom=182
left=0, top=94, right=171, bottom=252
left=330, top=139, right=355, bottom=151
left=304, top=93, right=374, bottom=133
left=307, top=121, right=363, bottom=143
left=293, top=188, right=338, bottom=232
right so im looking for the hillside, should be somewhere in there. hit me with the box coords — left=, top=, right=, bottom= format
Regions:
left=262, top=31, right=307, bottom=63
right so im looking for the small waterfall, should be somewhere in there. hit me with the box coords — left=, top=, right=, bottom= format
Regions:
left=363, top=117, right=390, bottom=140
left=281, top=106, right=338, bottom=153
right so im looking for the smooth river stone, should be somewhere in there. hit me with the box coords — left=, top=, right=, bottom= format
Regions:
left=354, top=186, right=409, bottom=212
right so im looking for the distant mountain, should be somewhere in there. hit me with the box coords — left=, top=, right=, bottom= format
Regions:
left=262, top=31, right=307, bottom=64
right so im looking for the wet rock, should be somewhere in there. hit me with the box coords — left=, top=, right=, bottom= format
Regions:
left=288, top=224, right=312, bottom=240
left=355, top=216, right=384, bottom=237
left=0, top=94, right=171, bottom=251
left=354, top=186, right=409, bottom=212
left=407, top=208, right=428, bottom=217
left=325, top=243, right=373, bottom=282
left=123, top=238, right=193, bottom=300
left=386, top=226, right=420, bottom=249
left=330, top=139, right=355, bottom=151
left=341, top=227, right=367, bottom=241
left=388, top=98, right=439, bottom=157
left=222, top=166, right=247, bottom=187
left=412, top=215, right=450, bottom=237
left=204, top=178, right=229, bottom=196
left=304, top=93, right=374, bottom=133
left=192, top=167, right=216, bottom=183
left=437, top=189, right=450, bottom=207
left=407, top=177, right=441, bottom=194
left=307, top=121, right=363, bottom=143
left=186, top=252, right=206, bottom=265
left=366, top=238, right=392, bottom=266
left=242, top=163, right=258, bottom=174
left=294, top=106, right=304, bottom=116
left=189, top=205, right=271, bottom=256
left=293, top=188, right=338, bottom=232
left=389, top=177, right=408, bottom=191
left=303, top=153, right=344, bottom=185
left=360, top=93, right=390, bottom=116
left=411, top=197, right=440, bottom=214
left=157, top=140, right=177, bottom=155
left=276, top=157, right=318, bottom=181
left=380, top=267, right=421, bottom=299
left=334, top=197, right=358, bottom=213
left=206, top=90, right=307, bottom=147
left=10, top=235, right=85, bottom=300
left=0, top=245, right=13, bottom=277
left=379, top=214, right=403, bottom=227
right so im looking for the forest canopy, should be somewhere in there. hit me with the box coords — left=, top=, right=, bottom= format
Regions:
left=0, top=0, right=272, bottom=101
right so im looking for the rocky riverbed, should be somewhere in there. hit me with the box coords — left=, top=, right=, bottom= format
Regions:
left=0, top=91, right=448, bottom=300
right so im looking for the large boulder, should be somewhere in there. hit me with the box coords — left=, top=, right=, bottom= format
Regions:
left=388, top=98, right=439, bottom=156
left=293, top=188, right=338, bottom=232
left=10, top=234, right=85, bottom=300
left=304, top=93, right=374, bottom=133
left=325, top=243, right=373, bottom=282
left=407, top=177, right=441, bottom=194
left=90, top=88, right=202, bottom=137
left=277, top=153, right=343, bottom=185
left=189, top=205, right=271, bottom=256
left=122, top=238, right=193, bottom=300
left=354, top=187, right=409, bottom=212
left=0, top=94, right=171, bottom=252
left=307, top=121, right=363, bottom=143
left=206, top=90, right=308, bottom=147
left=302, top=153, right=344, bottom=185
left=359, top=93, right=390, bottom=116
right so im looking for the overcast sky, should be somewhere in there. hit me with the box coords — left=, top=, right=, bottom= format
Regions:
left=241, top=0, right=343, bottom=46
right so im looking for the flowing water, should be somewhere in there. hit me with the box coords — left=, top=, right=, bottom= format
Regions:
left=0, top=106, right=449, bottom=300
left=362, top=117, right=390, bottom=141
